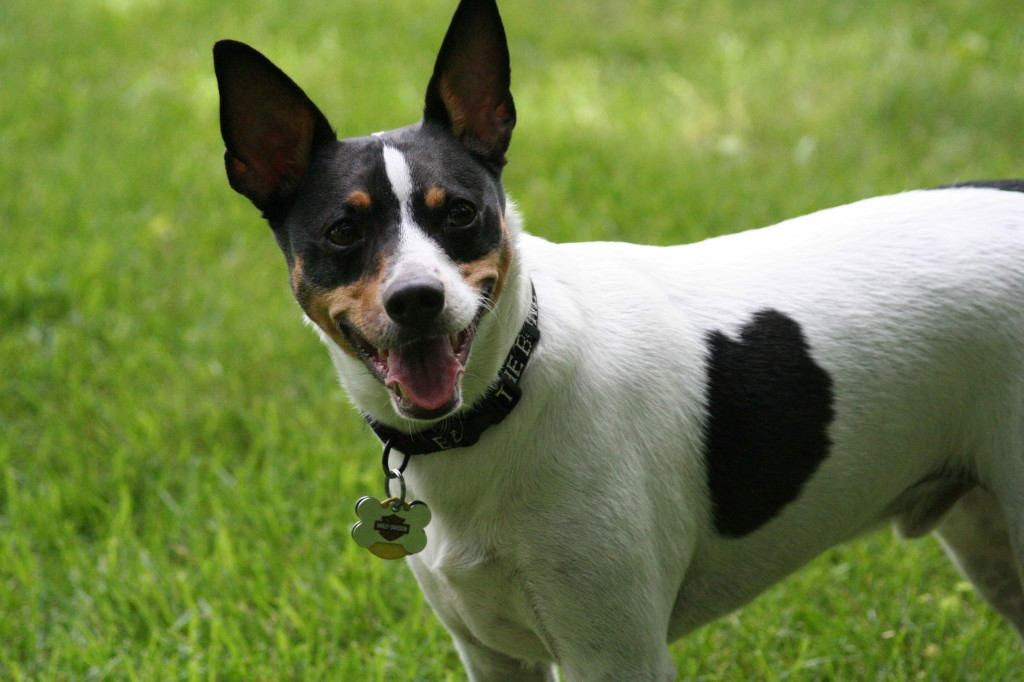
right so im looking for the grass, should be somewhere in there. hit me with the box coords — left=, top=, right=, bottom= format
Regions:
left=2, top=0, right=1023, bottom=679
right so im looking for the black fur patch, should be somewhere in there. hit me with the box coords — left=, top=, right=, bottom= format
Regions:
left=282, top=137, right=403, bottom=291
left=399, top=127, right=506, bottom=264
left=703, top=310, right=835, bottom=538
left=933, top=179, right=1024, bottom=193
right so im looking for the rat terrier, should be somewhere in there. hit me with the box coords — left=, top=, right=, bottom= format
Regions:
left=215, top=0, right=1024, bottom=678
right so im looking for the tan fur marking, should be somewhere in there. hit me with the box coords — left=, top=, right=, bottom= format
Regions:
left=347, top=190, right=372, bottom=210
left=426, top=187, right=447, bottom=210
left=289, top=255, right=305, bottom=296
left=459, top=250, right=502, bottom=292
left=292, top=259, right=388, bottom=361
left=493, top=237, right=513, bottom=302
left=460, top=216, right=513, bottom=304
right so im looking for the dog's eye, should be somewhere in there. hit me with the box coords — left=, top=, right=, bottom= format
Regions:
left=446, top=201, right=477, bottom=229
left=325, top=220, right=362, bottom=248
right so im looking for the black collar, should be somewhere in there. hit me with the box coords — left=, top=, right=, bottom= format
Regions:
left=364, top=283, right=539, bottom=456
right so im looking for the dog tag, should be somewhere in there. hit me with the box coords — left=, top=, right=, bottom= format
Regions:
left=351, top=496, right=431, bottom=560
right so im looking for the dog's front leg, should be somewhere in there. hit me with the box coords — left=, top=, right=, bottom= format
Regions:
left=451, top=633, right=558, bottom=682
left=554, top=641, right=677, bottom=682
left=522, top=562, right=680, bottom=681
left=452, top=625, right=674, bottom=682
left=409, top=556, right=559, bottom=681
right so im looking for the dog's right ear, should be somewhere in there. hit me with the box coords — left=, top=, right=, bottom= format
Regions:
left=213, top=40, right=335, bottom=213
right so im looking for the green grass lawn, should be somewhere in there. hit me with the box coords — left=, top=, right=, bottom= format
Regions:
left=2, top=0, right=1023, bottom=679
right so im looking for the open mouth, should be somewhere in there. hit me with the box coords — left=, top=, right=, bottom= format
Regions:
left=344, top=304, right=487, bottom=420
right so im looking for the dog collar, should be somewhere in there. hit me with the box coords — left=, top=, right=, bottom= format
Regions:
left=364, top=282, right=540, bottom=455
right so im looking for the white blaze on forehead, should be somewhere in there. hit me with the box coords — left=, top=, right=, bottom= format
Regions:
left=382, top=144, right=414, bottom=223
left=381, top=143, right=435, bottom=265
left=381, top=144, right=443, bottom=271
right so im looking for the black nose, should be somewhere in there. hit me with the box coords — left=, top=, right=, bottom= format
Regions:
left=383, top=278, right=446, bottom=328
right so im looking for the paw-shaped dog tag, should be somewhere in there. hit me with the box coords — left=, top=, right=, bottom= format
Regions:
left=351, top=496, right=431, bottom=560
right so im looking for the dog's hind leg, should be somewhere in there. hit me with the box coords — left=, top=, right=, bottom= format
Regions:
left=934, top=486, right=1024, bottom=637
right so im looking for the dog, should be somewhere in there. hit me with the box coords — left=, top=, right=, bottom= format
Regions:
left=214, top=0, right=1024, bottom=678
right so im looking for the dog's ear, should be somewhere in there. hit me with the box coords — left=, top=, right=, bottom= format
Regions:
left=214, top=40, right=335, bottom=213
left=423, top=0, right=516, bottom=166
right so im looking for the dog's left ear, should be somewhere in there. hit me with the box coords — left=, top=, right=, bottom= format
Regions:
left=424, top=0, right=516, bottom=167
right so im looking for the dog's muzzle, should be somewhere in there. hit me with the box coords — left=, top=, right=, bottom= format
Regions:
left=343, top=278, right=492, bottom=420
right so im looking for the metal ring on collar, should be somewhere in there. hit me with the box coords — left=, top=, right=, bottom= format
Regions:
left=385, top=468, right=407, bottom=502
left=381, top=441, right=411, bottom=477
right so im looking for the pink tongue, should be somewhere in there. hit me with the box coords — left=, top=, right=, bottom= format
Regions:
left=385, top=336, right=464, bottom=411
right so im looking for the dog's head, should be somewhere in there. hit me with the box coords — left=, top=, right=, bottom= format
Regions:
left=214, top=0, right=517, bottom=423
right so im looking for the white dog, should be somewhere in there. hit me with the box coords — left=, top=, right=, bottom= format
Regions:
left=214, top=0, right=1024, bottom=678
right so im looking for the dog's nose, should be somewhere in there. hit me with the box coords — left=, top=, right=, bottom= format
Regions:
left=383, top=278, right=446, bottom=328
